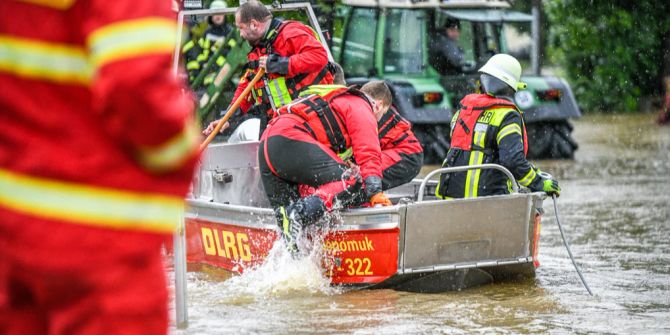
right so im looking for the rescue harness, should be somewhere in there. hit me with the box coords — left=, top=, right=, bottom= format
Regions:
left=244, top=19, right=333, bottom=114
left=377, top=106, right=414, bottom=147
left=274, top=86, right=373, bottom=154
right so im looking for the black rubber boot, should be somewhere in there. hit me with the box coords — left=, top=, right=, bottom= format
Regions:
left=274, top=196, right=326, bottom=255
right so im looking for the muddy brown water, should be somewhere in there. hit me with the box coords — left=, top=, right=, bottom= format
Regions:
left=171, top=113, right=670, bottom=334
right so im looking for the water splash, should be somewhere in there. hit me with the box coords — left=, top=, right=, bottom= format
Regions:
left=216, top=229, right=342, bottom=303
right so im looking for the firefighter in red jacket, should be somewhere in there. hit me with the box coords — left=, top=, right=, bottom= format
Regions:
left=0, top=1, right=200, bottom=334
left=204, top=0, right=333, bottom=136
left=259, top=81, right=392, bottom=252
left=374, top=104, right=424, bottom=190
left=436, top=54, right=560, bottom=199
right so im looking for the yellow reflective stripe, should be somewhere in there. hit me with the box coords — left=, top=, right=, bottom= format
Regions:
left=0, top=36, right=91, bottom=84
left=518, top=168, right=537, bottom=187
left=337, top=147, right=353, bottom=161
left=182, top=40, right=195, bottom=53
left=473, top=131, right=486, bottom=148
left=299, top=84, right=346, bottom=97
left=186, top=60, right=200, bottom=70
left=434, top=181, right=453, bottom=200
left=496, top=123, right=522, bottom=144
left=136, top=122, right=200, bottom=172
left=204, top=73, right=215, bottom=85
left=15, top=0, right=76, bottom=9
left=0, top=168, right=183, bottom=232
left=465, top=151, right=484, bottom=198
left=488, top=107, right=515, bottom=127
left=450, top=111, right=460, bottom=137
left=216, top=56, right=226, bottom=66
left=88, top=18, right=177, bottom=69
left=228, top=38, right=238, bottom=47
left=280, top=207, right=290, bottom=234
left=196, top=53, right=208, bottom=62
left=268, top=77, right=291, bottom=107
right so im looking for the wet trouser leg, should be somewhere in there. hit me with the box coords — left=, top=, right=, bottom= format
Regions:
left=381, top=151, right=424, bottom=190
left=258, top=133, right=361, bottom=226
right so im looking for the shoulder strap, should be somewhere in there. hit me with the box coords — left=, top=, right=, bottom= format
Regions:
left=378, top=107, right=405, bottom=140
left=301, top=96, right=348, bottom=152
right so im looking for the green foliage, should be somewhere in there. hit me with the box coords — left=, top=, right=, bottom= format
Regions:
left=545, top=0, right=670, bottom=112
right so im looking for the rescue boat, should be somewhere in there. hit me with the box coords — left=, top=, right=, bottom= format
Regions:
left=174, top=141, right=545, bottom=293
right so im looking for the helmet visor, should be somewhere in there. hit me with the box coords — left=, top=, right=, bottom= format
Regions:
left=480, top=73, right=515, bottom=96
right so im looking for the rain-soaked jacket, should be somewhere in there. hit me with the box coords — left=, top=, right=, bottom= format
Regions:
left=437, top=93, right=543, bottom=198
left=232, top=18, right=333, bottom=117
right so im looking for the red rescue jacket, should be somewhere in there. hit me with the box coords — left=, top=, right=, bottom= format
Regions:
left=0, top=0, right=200, bottom=259
left=378, top=106, right=423, bottom=163
left=232, top=19, right=333, bottom=116
left=270, top=86, right=382, bottom=180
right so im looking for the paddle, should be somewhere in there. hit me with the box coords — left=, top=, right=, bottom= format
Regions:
left=199, top=68, right=266, bottom=151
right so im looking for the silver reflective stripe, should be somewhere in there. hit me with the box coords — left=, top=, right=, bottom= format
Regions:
left=0, top=168, right=184, bottom=232
left=272, top=78, right=287, bottom=106
left=474, top=123, right=488, bottom=132
left=0, top=35, right=91, bottom=84
left=87, top=18, right=177, bottom=69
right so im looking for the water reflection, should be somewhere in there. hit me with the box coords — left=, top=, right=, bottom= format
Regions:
left=173, top=113, right=670, bottom=334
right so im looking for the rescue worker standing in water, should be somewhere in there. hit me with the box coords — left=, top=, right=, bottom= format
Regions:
left=203, top=0, right=333, bottom=136
left=259, top=80, right=392, bottom=252
left=436, top=54, right=561, bottom=199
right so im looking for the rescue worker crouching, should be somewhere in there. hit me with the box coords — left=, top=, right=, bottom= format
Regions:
left=342, top=82, right=424, bottom=206
left=436, top=54, right=561, bottom=199
left=258, top=80, right=392, bottom=253
left=373, top=102, right=424, bottom=191
left=203, top=0, right=334, bottom=137
left=182, top=0, right=237, bottom=86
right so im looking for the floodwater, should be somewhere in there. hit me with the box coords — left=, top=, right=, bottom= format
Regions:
left=171, top=113, right=670, bottom=334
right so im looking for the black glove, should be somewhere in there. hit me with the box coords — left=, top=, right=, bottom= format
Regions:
left=265, top=53, right=290, bottom=75
left=364, top=176, right=383, bottom=199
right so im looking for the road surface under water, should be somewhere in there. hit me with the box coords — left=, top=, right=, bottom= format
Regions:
left=171, top=113, right=670, bottom=334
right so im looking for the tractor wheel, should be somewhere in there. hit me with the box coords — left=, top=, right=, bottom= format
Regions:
left=413, top=125, right=450, bottom=164
left=526, top=121, right=578, bottom=159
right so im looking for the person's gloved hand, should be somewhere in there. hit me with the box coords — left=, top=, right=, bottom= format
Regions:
left=370, top=192, right=392, bottom=207
left=265, top=53, right=290, bottom=75
left=203, top=119, right=230, bottom=135
left=542, top=178, right=561, bottom=197
left=536, top=170, right=560, bottom=197
left=364, top=176, right=383, bottom=199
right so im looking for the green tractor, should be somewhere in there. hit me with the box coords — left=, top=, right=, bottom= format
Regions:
left=330, top=0, right=580, bottom=163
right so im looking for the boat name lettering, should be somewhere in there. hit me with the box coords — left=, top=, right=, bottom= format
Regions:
left=200, top=227, right=252, bottom=262
left=324, top=236, right=375, bottom=252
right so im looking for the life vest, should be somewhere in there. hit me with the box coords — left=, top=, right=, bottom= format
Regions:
left=245, top=19, right=333, bottom=113
left=451, top=93, right=528, bottom=155
left=274, top=85, right=372, bottom=154
left=436, top=93, right=529, bottom=199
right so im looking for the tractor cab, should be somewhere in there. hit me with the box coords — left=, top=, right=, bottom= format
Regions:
left=436, top=0, right=535, bottom=106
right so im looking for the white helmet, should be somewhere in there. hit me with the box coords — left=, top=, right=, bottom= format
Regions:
left=209, top=0, right=227, bottom=9
left=478, top=54, right=526, bottom=91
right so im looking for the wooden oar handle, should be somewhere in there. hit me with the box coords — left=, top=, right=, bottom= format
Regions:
left=199, top=68, right=266, bottom=151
